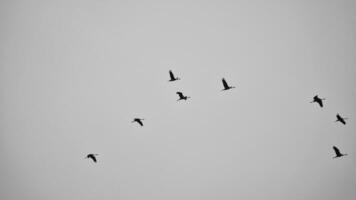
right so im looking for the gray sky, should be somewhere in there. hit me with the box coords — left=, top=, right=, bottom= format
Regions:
left=1, top=1, right=356, bottom=199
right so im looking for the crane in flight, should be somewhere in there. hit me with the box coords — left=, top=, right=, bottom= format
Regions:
left=132, top=118, right=145, bottom=126
left=221, top=78, right=235, bottom=91
left=86, top=154, right=98, bottom=163
left=332, top=146, right=347, bottom=158
left=176, top=91, right=190, bottom=101
left=169, top=70, right=180, bottom=82
left=335, top=113, right=348, bottom=125
left=310, top=95, right=325, bottom=108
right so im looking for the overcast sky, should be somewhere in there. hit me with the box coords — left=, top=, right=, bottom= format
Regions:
left=1, top=1, right=356, bottom=200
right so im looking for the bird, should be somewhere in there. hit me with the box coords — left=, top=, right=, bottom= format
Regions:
left=176, top=91, right=190, bottom=101
left=86, top=154, right=98, bottom=163
left=335, top=113, right=348, bottom=125
left=169, top=70, right=180, bottom=82
left=310, top=95, right=325, bottom=107
left=221, top=78, right=235, bottom=91
left=132, top=118, right=144, bottom=126
left=332, top=146, right=347, bottom=158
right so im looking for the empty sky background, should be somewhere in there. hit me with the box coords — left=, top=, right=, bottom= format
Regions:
left=1, top=1, right=356, bottom=199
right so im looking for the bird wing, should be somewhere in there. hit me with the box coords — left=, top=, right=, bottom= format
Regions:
left=88, top=154, right=97, bottom=162
left=169, top=70, right=175, bottom=80
left=176, top=92, right=184, bottom=98
left=137, top=120, right=143, bottom=126
left=333, top=146, right=341, bottom=156
left=222, top=78, right=229, bottom=89
left=336, top=115, right=346, bottom=124
left=317, top=99, right=323, bottom=107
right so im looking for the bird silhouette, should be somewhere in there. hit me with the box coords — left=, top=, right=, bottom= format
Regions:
left=332, top=146, right=347, bottom=158
left=169, top=70, right=180, bottom=82
left=335, top=113, right=348, bottom=125
left=86, top=154, right=98, bottom=163
left=310, top=95, right=325, bottom=107
left=176, top=91, right=190, bottom=101
left=132, top=118, right=144, bottom=126
left=221, top=78, right=235, bottom=91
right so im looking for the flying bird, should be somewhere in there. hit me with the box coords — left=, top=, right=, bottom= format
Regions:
left=132, top=118, right=144, bottom=126
left=86, top=154, right=98, bottom=163
left=335, top=113, right=348, bottom=125
left=176, top=91, right=190, bottom=101
left=169, top=70, right=180, bottom=82
left=310, top=95, right=325, bottom=107
left=221, top=78, right=235, bottom=91
left=332, top=146, right=347, bottom=158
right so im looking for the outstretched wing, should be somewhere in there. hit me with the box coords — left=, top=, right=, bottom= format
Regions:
left=222, top=78, right=229, bottom=89
left=336, top=114, right=340, bottom=119
left=88, top=154, right=97, bottom=162
left=176, top=92, right=184, bottom=98
left=169, top=70, right=175, bottom=80
left=137, top=119, right=143, bottom=126
left=317, top=99, right=323, bottom=107
left=336, top=114, right=346, bottom=124
left=333, top=146, right=341, bottom=156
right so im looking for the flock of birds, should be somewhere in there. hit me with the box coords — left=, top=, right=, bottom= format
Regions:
left=85, top=71, right=349, bottom=163
left=310, top=95, right=349, bottom=158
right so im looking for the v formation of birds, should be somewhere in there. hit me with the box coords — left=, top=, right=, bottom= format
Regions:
left=86, top=71, right=349, bottom=163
